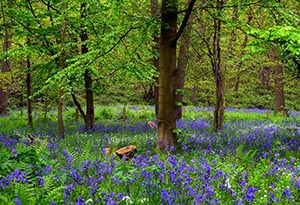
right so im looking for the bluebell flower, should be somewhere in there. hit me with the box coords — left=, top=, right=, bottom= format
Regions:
left=50, top=200, right=56, bottom=205
left=161, top=189, right=172, bottom=205
left=11, top=147, right=16, bottom=154
left=245, top=186, right=257, bottom=202
left=76, top=197, right=86, bottom=205
left=38, top=176, right=44, bottom=187
left=14, top=197, right=21, bottom=205
left=269, top=191, right=275, bottom=203
left=282, top=186, right=293, bottom=199
left=62, top=149, right=68, bottom=157
left=295, top=178, right=300, bottom=188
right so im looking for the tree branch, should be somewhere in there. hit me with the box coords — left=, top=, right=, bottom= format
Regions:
left=175, top=0, right=196, bottom=42
left=71, top=93, right=86, bottom=121
left=40, top=0, right=60, bottom=13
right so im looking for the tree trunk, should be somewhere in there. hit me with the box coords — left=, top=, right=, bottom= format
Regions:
left=81, top=3, right=94, bottom=131
left=151, top=0, right=160, bottom=119
left=26, top=57, right=33, bottom=128
left=84, top=69, right=94, bottom=130
left=58, top=4, right=68, bottom=138
left=157, top=0, right=195, bottom=151
left=0, top=29, right=11, bottom=115
left=175, top=3, right=193, bottom=119
left=157, top=0, right=178, bottom=152
left=270, top=47, right=287, bottom=115
left=213, top=1, right=225, bottom=131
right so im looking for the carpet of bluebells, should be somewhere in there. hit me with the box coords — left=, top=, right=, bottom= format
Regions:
left=1, top=107, right=300, bottom=204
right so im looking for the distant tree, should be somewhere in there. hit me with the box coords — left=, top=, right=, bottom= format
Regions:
left=26, top=38, right=33, bottom=128
left=194, top=0, right=226, bottom=130
left=0, top=29, right=10, bottom=115
left=58, top=3, right=68, bottom=137
left=0, top=0, right=11, bottom=115
left=270, top=47, right=288, bottom=115
left=69, top=2, right=95, bottom=131
left=175, top=0, right=193, bottom=120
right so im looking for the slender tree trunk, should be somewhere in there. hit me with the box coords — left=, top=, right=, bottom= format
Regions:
left=81, top=3, right=94, bottom=131
left=58, top=4, right=68, bottom=138
left=151, top=0, right=160, bottom=119
left=0, top=29, right=10, bottom=115
left=157, top=0, right=178, bottom=152
left=84, top=69, right=94, bottom=130
left=270, top=47, right=287, bottom=115
left=26, top=55, right=33, bottom=128
left=175, top=3, right=193, bottom=119
left=213, top=1, right=225, bottom=131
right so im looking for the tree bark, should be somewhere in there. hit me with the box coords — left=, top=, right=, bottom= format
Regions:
left=151, top=0, right=160, bottom=119
left=213, top=0, right=225, bottom=131
left=175, top=1, right=193, bottom=119
left=270, top=47, right=287, bottom=115
left=0, top=29, right=10, bottom=115
left=157, top=0, right=195, bottom=152
left=81, top=3, right=94, bottom=131
left=58, top=3, right=68, bottom=138
left=157, top=0, right=178, bottom=152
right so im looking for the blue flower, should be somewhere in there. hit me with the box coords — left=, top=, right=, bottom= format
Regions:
left=161, top=189, right=172, bottom=205
left=282, top=186, right=293, bottom=199
left=14, top=197, right=21, bottom=205
left=11, top=147, right=17, bottom=154
left=295, top=178, right=300, bottom=188
left=76, top=197, right=86, bottom=205
left=50, top=200, right=56, bottom=205
left=245, top=186, right=257, bottom=202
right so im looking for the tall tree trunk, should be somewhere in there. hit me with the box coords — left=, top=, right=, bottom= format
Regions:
left=81, top=3, right=94, bottom=131
left=157, top=0, right=195, bottom=152
left=175, top=2, right=193, bottom=119
left=0, top=29, right=10, bottom=115
left=157, top=0, right=178, bottom=152
left=26, top=55, right=33, bottom=128
left=270, top=47, right=287, bottom=115
left=58, top=4, right=68, bottom=138
left=213, top=1, right=225, bottom=131
left=151, top=0, right=160, bottom=119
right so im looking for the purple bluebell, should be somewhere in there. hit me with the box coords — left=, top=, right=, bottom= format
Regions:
left=245, top=186, right=257, bottom=202
left=282, top=186, right=293, bottom=199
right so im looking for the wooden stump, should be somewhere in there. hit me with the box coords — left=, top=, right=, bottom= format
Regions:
left=116, top=145, right=137, bottom=160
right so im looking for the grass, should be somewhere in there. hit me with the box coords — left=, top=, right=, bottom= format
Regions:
left=1, top=106, right=300, bottom=204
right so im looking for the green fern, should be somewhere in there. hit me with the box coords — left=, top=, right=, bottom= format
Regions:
left=0, top=195, right=14, bottom=205
left=15, top=183, right=36, bottom=205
